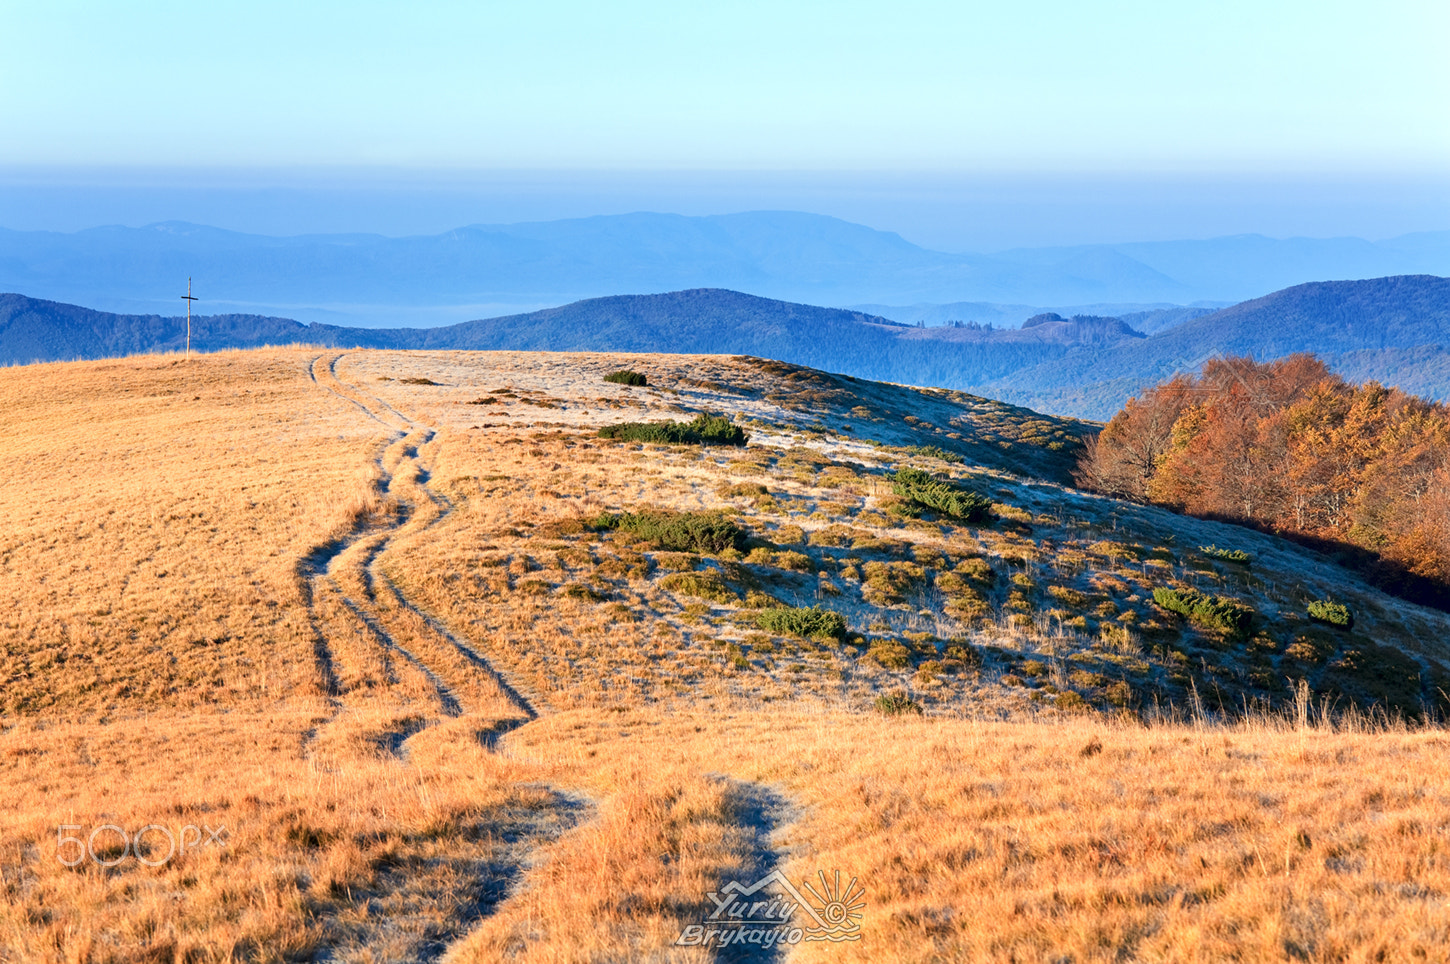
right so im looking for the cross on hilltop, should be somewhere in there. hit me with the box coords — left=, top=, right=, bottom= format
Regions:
left=181, top=277, right=198, bottom=360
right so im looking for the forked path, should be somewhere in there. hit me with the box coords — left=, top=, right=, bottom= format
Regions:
left=301, top=353, right=573, bottom=962
left=300, top=353, right=806, bottom=963
left=303, top=352, right=535, bottom=726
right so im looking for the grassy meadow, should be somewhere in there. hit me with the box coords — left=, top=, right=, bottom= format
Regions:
left=1, top=348, right=1448, bottom=962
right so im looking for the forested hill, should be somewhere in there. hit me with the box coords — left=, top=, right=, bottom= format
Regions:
left=0, top=289, right=1139, bottom=390
left=0, top=293, right=313, bottom=365
left=975, top=276, right=1450, bottom=417
left=6, top=278, right=1450, bottom=421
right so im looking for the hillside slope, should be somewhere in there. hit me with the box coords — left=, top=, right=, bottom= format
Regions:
left=4, top=348, right=1450, bottom=961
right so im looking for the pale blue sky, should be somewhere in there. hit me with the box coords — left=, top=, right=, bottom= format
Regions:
left=1, top=1, right=1447, bottom=248
left=3, top=0, right=1446, bottom=171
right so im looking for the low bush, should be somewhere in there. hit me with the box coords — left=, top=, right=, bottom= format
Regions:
left=603, top=369, right=648, bottom=386
left=1088, top=541, right=1141, bottom=562
left=1055, top=691, right=1090, bottom=712
left=861, top=560, right=926, bottom=606
left=1285, top=632, right=1336, bottom=664
left=907, top=445, right=965, bottom=464
left=956, top=557, right=995, bottom=585
left=1307, top=599, right=1354, bottom=630
left=1200, top=544, right=1252, bottom=565
left=867, top=641, right=912, bottom=668
left=717, top=481, right=768, bottom=499
left=775, top=524, right=805, bottom=545
left=773, top=550, right=815, bottom=573
left=591, top=510, right=745, bottom=553
left=891, top=468, right=993, bottom=523
left=1153, top=587, right=1255, bottom=638
left=652, top=552, right=698, bottom=571
left=660, top=570, right=737, bottom=603
left=756, top=605, right=848, bottom=641
left=873, top=690, right=923, bottom=715
left=399, top=376, right=440, bottom=385
left=943, top=590, right=991, bottom=621
left=1047, top=585, right=1090, bottom=608
left=944, top=641, right=982, bottom=667
left=598, top=412, right=748, bottom=446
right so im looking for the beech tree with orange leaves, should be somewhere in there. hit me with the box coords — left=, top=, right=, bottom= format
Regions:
left=1078, top=354, right=1450, bottom=593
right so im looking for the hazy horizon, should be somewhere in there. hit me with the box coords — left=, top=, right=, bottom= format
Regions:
left=3, top=167, right=1449, bottom=255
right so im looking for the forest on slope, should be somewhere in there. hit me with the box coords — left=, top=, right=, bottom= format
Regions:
left=1079, top=353, right=1450, bottom=607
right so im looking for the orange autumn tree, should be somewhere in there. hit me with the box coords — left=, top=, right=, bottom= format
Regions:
left=1078, top=354, right=1450, bottom=587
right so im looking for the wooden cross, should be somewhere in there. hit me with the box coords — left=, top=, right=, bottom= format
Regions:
left=181, top=277, right=198, bottom=360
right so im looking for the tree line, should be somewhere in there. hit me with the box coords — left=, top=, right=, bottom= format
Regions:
left=1077, top=354, right=1450, bottom=604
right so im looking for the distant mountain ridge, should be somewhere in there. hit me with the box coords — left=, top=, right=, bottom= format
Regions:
left=1, top=212, right=1446, bottom=327
left=0, top=288, right=1146, bottom=393
left=5, top=276, right=1449, bottom=421
left=979, top=275, right=1450, bottom=416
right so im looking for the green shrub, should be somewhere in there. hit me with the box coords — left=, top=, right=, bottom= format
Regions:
left=1047, top=585, right=1090, bottom=608
left=1307, top=599, right=1354, bottom=630
left=652, top=552, right=698, bottom=571
left=717, top=481, right=768, bottom=498
left=756, top=605, right=848, bottom=641
left=603, top=369, right=648, bottom=386
left=1200, top=544, right=1252, bottom=565
left=1285, top=632, right=1336, bottom=664
left=1055, top=691, right=1090, bottom=712
left=1088, top=541, right=1141, bottom=562
left=944, top=641, right=982, bottom=667
left=867, top=641, right=912, bottom=668
left=1153, top=587, right=1255, bottom=638
left=590, top=510, right=744, bottom=553
left=773, top=550, right=815, bottom=573
left=860, top=560, right=926, bottom=606
left=660, top=570, right=737, bottom=603
left=907, top=445, right=965, bottom=464
left=598, top=412, right=748, bottom=446
left=873, top=690, right=923, bottom=715
left=956, top=557, right=995, bottom=585
left=775, top=524, right=805, bottom=545
left=890, top=468, right=993, bottom=523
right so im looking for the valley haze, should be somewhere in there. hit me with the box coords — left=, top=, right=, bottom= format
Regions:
left=3, top=211, right=1448, bottom=328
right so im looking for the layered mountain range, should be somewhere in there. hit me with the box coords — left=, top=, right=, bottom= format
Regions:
left=2, top=212, right=1447, bottom=327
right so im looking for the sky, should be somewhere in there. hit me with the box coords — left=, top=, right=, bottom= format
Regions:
left=1, top=0, right=1446, bottom=249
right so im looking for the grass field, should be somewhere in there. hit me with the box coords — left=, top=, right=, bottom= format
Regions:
left=2, top=348, right=1448, bottom=962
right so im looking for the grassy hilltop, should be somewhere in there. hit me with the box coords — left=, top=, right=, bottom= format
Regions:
left=2, top=348, right=1449, bottom=962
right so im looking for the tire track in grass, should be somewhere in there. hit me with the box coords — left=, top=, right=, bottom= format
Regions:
left=303, top=352, right=600, bottom=963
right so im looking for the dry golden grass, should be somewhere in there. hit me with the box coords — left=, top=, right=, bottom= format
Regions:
left=2, top=347, right=1449, bottom=963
